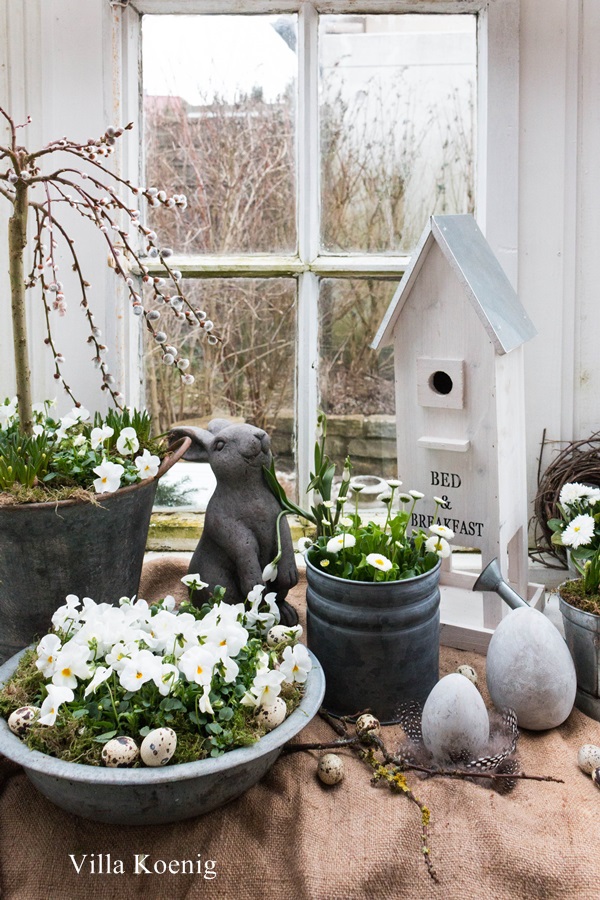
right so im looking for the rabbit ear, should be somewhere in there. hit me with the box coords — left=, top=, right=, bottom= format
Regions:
left=168, top=426, right=214, bottom=462
left=207, top=418, right=235, bottom=435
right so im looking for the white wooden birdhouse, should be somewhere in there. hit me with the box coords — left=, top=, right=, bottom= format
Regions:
left=372, top=215, right=543, bottom=653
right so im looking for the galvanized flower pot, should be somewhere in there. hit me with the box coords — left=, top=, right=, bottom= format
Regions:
left=0, top=438, right=190, bottom=665
left=306, top=558, right=441, bottom=723
left=559, top=587, right=600, bottom=721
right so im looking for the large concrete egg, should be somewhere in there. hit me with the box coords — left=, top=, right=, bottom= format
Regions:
left=421, top=673, right=489, bottom=762
left=486, top=607, right=576, bottom=730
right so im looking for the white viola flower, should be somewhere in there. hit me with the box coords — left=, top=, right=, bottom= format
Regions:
left=326, top=533, right=357, bottom=554
left=559, top=482, right=594, bottom=507
left=262, top=561, right=278, bottom=583
left=93, top=459, right=124, bottom=494
left=561, top=514, right=596, bottom=549
left=135, top=448, right=161, bottom=479
left=54, top=416, right=78, bottom=441
left=90, top=424, right=114, bottom=450
left=425, top=535, right=452, bottom=559
left=71, top=434, right=87, bottom=448
left=119, top=649, right=162, bottom=692
left=153, top=662, right=180, bottom=697
left=36, top=634, right=62, bottom=678
left=246, top=584, right=266, bottom=605
left=210, top=621, right=249, bottom=660
left=0, top=398, right=17, bottom=428
left=429, top=524, right=455, bottom=541
left=83, top=665, right=113, bottom=697
left=250, top=669, right=286, bottom=707
left=105, top=642, right=132, bottom=672
left=51, top=642, right=92, bottom=688
left=116, top=426, right=139, bottom=456
left=51, top=593, right=81, bottom=631
left=255, top=649, right=271, bottom=674
left=199, top=687, right=214, bottom=715
left=181, top=573, right=209, bottom=591
left=220, top=655, right=240, bottom=685
left=69, top=406, right=90, bottom=423
left=39, top=685, right=74, bottom=726
left=279, top=644, right=312, bottom=685
left=366, top=553, right=393, bottom=572
left=178, top=645, right=218, bottom=688
left=297, top=536, right=313, bottom=553
left=240, top=690, right=259, bottom=709
left=32, top=424, right=44, bottom=437
left=409, top=490, right=425, bottom=500
left=162, top=595, right=176, bottom=611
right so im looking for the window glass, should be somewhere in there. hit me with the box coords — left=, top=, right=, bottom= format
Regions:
left=320, top=14, right=476, bottom=254
left=319, top=277, right=396, bottom=480
left=143, top=15, right=297, bottom=254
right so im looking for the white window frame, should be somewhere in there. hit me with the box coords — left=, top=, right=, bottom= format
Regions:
left=121, top=0, right=518, bottom=495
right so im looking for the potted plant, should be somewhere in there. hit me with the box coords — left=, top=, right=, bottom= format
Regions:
left=0, top=579, right=324, bottom=824
left=0, top=106, right=217, bottom=662
left=548, top=481, right=600, bottom=720
left=265, top=413, right=454, bottom=722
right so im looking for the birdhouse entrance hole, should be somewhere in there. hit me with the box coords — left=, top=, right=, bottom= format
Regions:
left=430, top=370, right=454, bottom=395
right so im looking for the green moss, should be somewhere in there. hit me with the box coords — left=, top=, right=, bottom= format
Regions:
left=560, top=579, right=600, bottom=616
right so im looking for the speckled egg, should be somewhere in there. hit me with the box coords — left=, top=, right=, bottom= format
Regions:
left=102, top=736, right=139, bottom=768
left=256, top=697, right=287, bottom=731
left=578, top=744, right=600, bottom=774
left=355, top=714, right=381, bottom=739
left=317, top=753, right=345, bottom=785
left=421, top=673, right=490, bottom=763
left=8, top=706, right=40, bottom=736
left=266, top=625, right=299, bottom=647
left=140, top=727, right=177, bottom=767
left=457, top=665, right=478, bottom=686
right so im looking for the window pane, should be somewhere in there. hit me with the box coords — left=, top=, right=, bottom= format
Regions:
left=319, top=278, right=396, bottom=479
left=320, top=14, right=477, bottom=254
left=143, top=15, right=297, bottom=254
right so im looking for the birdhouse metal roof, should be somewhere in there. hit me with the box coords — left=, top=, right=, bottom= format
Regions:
left=372, top=215, right=537, bottom=355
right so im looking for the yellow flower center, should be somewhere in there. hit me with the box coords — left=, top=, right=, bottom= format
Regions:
left=220, top=640, right=227, bottom=646
left=135, top=671, right=143, bottom=680
left=48, top=655, right=54, bottom=663
left=197, top=665, right=203, bottom=675
left=61, top=667, right=71, bottom=678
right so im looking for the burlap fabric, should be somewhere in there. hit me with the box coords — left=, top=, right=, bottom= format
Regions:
left=1, top=556, right=599, bottom=899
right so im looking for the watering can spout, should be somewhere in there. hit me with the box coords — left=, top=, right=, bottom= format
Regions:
left=473, top=558, right=529, bottom=610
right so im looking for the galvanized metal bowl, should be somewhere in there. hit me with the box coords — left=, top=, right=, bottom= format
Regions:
left=0, top=647, right=325, bottom=825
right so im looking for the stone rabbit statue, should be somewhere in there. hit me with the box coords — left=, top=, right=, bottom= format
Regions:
left=169, top=419, right=299, bottom=625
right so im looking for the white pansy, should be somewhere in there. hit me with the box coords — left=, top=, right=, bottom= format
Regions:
left=262, top=561, right=278, bottom=583
left=39, top=685, right=74, bottom=726
left=429, top=523, right=455, bottom=541
left=249, top=669, right=286, bottom=707
left=36, top=634, right=62, bottom=677
left=93, top=459, right=124, bottom=494
left=366, top=553, right=393, bottom=572
left=181, top=573, right=209, bottom=591
left=116, top=426, right=139, bottom=456
left=83, top=665, right=113, bottom=697
left=561, top=514, right=596, bottom=549
left=279, top=644, right=312, bottom=685
left=51, top=642, right=92, bottom=688
left=119, top=649, right=162, bottom=692
left=178, top=645, right=218, bottom=687
left=153, top=662, right=180, bottom=697
left=326, top=533, right=357, bottom=554
left=135, top=448, right=161, bottom=479
left=425, top=535, right=452, bottom=559
left=90, top=425, right=114, bottom=450
left=199, top=687, right=214, bottom=715
left=68, top=406, right=90, bottom=423
left=51, top=594, right=81, bottom=631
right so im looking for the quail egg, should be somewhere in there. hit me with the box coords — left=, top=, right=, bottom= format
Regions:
left=140, top=727, right=177, bottom=767
left=266, top=625, right=302, bottom=647
left=256, top=696, right=287, bottom=731
left=578, top=744, right=600, bottom=774
left=8, top=706, right=40, bottom=736
left=102, top=736, right=139, bottom=768
left=355, top=714, right=381, bottom=739
left=457, top=664, right=478, bottom=686
left=317, top=753, right=345, bottom=785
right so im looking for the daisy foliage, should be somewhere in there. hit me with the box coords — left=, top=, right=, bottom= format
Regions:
left=0, top=583, right=310, bottom=764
